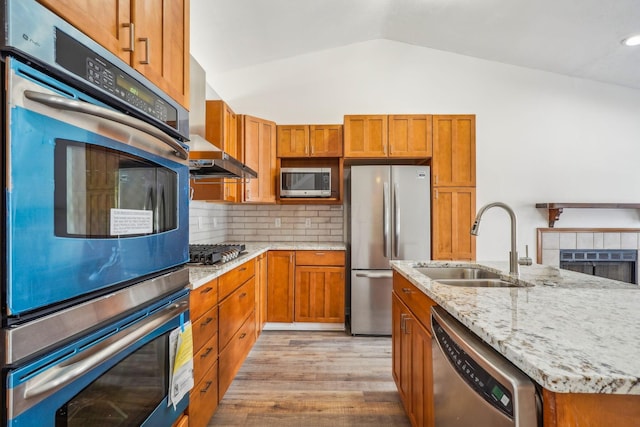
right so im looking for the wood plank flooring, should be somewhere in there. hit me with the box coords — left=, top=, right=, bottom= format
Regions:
left=208, top=331, right=411, bottom=427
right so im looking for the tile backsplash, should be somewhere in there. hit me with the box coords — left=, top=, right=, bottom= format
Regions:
left=189, top=201, right=345, bottom=243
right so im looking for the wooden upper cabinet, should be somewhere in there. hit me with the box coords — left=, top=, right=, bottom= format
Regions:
left=206, top=100, right=238, bottom=157
left=37, top=0, right=189, bottom=108
left=388, top=115, right=432, bottom=158
left=277, top=125, right=309, bottom=157
left=432, top=115, right=476, bottom=187
left=240, top=115, right=277, bottom=203
left=432, top=187, right=476, bottom=260
left=344, top=115, right=388, bottom=158
left=277, top=125, right=343, bottom=158
left=309, top=125, right=343, bottom=157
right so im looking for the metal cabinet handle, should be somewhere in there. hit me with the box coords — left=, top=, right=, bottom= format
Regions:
left=239, top=292, right=247, bottom=298
left=239, top=333, right=247, bottom=339
left=239, top=267, right=247, bottom=272
left=123, top=23, right=135, bottom=52
left=138, top=37, right=150, bottom=64
left=200, top=286, right=214, bottom=294
left=23, top=90, right=188, bottom=160
left=355, top=272, right=393, bottom=279
left=200, top=317, right=214, bottom=327
left=201, top=347, right=214, bottom=358
left=402, top=288, right=412, bottom=294
left=400, top=313, right=409, bottom=333
left=394, top=183, right=400, bottom=258
left=383, top=182, right=390, bottom=258
left=200, top=381, right=213, bottom=394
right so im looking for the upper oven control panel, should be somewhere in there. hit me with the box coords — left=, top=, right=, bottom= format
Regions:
left=56, top=30, right=174, bottom=126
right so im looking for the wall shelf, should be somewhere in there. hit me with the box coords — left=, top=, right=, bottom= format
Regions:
left=535, top=203, right=640, bottom=228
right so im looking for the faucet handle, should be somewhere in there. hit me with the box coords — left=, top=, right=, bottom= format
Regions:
left=518, top=245, right=533, bottom=266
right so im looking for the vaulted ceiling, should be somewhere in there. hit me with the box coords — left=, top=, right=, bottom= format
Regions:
left=190, top=0, right=640, bottom=90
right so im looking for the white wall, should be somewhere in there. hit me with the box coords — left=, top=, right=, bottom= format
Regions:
left=200, top=39, right=640, bottom=261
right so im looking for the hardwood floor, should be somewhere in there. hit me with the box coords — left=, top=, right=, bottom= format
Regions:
left=208, top=330, right=411, bottom=426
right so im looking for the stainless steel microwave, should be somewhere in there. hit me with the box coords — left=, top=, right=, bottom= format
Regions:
left=280, top=167, right=331, bottom=197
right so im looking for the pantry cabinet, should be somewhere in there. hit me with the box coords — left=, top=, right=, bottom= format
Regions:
left=432, top=187, right=476, bottom=260
left=432, top=115, right=476, bottom=187
left=38, top=0, right=190, bottom=108
left=240, top=115, right=277, bottom=203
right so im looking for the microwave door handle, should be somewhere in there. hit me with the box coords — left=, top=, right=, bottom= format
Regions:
left=23, top=90, right=188, bottom=160
left=23, top=300, right=187, bottom=400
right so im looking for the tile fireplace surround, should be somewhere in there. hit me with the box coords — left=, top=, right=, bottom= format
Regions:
left=537, top=229, right=640, bottom=282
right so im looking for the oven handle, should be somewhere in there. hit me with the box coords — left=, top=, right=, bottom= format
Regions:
left=23, top=90, right=188, bottom=160
left=22, top=299, right=188, bottom=400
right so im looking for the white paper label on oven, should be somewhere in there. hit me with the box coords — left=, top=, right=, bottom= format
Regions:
left=110, top=209, right=153, bottom=235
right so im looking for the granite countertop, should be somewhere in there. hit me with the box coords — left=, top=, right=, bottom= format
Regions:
left=391, top=260, right=640, bottom=395
left=188, top=242, right=346, bottom=289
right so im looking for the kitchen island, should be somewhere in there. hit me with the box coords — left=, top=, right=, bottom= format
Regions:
left=391, top=260, right=640, bottom=426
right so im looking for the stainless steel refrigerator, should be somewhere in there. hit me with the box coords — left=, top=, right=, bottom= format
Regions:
left=350, top=165, right=431, bottom=335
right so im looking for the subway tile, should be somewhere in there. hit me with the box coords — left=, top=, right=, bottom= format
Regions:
left=541, top=232, right=559, bottom=250
left=542, top=249, right=560, bottom=267
left=593, top=233, right=604, bottom=249
left=576, top=233, right=594, bottom=249
left=603, top=233, right=621, bottom=249
left=620, top=233, right=638, bottom=249
left=559, top=233, right=576, bottom=249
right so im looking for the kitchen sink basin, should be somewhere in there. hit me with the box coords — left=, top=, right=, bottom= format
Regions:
left=434, top=278, right=522, bottom=288
left=415, top=267, right=502, bottom=280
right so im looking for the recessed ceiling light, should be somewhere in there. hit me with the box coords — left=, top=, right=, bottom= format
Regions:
left=622, top=34, right=640, bottom=46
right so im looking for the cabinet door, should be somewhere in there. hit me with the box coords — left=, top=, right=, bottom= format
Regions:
left=242, top=116, right=276, bottom=203
left=409, top=317, right=435, bottom=427
left=277, top=125, right=309, bottom=157
left=206, top=101, right=238, bottom=156
left=388, top=115, right=432, bottom=158
left=294, top=266, right=345, bottom=323
left=343, top=115, right=388, bottom=158
left=255, top=253, right=268, bottom=335
left=392, top=294, right=412, bottom=406
left=132, top=0, right=189, bottom=107
left=309, top=125, right=343, bottom=157
left=37, top=0, right=132, bottom=63
left=266, top=251, right=295, bottom=322
left=432, top=115, right=476, bottom=187
left=432, top=187, right=476, bottom=260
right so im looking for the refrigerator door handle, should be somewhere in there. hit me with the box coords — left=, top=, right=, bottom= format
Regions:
left=355, top=271, right=393, bottom=279
left=394, top=183, right=400, bottom=258
left=383, top=182, right=390, bottom=258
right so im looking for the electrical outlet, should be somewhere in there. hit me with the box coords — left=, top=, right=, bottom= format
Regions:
left=305, top=218, right=311, bottom=228
left=275, top=218, right=281, bottom=228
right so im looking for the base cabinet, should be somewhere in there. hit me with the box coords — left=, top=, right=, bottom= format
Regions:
left=392, top=272, right=437, bottom=427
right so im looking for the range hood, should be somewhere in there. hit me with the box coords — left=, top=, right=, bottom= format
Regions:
left=188, top=56, right=256, bottom=179
left=188, top=135, right=257, bottom=179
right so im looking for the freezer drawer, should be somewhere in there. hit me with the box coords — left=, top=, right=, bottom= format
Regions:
left=350, top=270, right=393, bottom=335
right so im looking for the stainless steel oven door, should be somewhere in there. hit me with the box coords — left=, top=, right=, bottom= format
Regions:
left=4, top=58, right=190, bottom=318
left=6, top=290, right=190, bottom=427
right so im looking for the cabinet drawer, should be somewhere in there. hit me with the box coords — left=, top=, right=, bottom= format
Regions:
left=193, top=333, right=218, bottom=385
left=295, top=250, right=345, bottom=266
left=393, top=271, right=436, bottom=332
left=188, top=360, right=218, bottom=427
left=190, top=278, right=218, bottom=320
left=219, top=311, right=256, bottom=399
left=219, top=277, right=255, bottom=350
left=192, top=305, right=218, bottom=353
left=219, top=259, right=255, bottom=301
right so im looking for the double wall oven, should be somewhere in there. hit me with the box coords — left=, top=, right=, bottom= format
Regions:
left=1, top=1, right=191, bottom=426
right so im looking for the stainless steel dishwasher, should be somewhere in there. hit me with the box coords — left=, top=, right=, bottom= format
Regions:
left=431, top=307, right=541, bottom=427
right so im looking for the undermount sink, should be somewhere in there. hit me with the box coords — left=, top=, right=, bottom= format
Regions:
left=434, top=278, right=521, bottom=288
left=415, top=267, right=502, bottom=280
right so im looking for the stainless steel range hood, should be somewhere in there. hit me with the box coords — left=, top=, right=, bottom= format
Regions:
left=188, top=56, right=256, bottom=179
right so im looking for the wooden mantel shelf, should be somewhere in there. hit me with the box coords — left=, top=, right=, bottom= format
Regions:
left=535, top=203, right=640, bottom=228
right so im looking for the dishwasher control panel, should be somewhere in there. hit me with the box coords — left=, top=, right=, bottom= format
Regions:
left=433, top=317, right=515, bottom=418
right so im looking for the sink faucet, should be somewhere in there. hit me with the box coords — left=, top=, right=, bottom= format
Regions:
left=470, top=202, right=531, bottom=276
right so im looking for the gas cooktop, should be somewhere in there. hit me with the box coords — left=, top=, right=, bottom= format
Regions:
left=188, top=244, right=246, bottom=265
